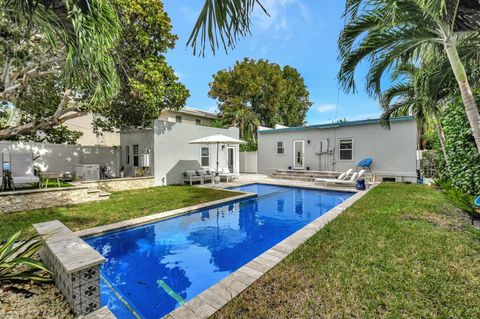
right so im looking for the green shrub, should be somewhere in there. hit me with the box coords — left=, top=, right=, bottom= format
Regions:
left=436, top=96, right=480, bottom=196
left=0, top=231, right=52, bottom=282
left=433, top=178, right=474, bottom=212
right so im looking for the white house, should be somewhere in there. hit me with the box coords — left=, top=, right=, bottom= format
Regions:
left=257, top=116, right=418, bottom=182
left=120, top=120, right=240, bottom=185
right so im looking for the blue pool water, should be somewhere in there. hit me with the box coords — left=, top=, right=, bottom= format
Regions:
left=85, top=184, right=353, bottom=318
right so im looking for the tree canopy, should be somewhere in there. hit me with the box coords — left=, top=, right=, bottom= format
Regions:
left=0, top=0, right=188, bottom=141
left=209, top=58, right=312, bottom=144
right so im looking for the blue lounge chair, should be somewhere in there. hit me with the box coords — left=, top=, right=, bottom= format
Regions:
left=357, top=158, right=373, bottom=172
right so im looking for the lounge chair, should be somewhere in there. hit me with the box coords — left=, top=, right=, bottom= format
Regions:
left=314, top=169, right=353, bottom=184
left=316, top=169, right=366, bottom=187
left=10, top=152, right=40, bottom=190
left=218, top=168, right=237, bottom=182
left=357, top=158, right=373, bottom=172
left=183, top=170, right=203, bottom=185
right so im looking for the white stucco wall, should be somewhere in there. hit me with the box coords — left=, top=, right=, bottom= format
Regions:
left=0, top=141, right=120, bottom=176
left=119, top=129, right=154, bottom=177
left=240, top=151, right=258, bottom=173
left=257, top=118, right=418, bottom=181
left=153, top=120, right=240, bottom=185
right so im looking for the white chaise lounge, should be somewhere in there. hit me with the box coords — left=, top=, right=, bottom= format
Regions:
left=218, top=168, right=237, bottom=182
left=314, top=169, right=353, bottom=184
left=315, top=169, right=365, bottom=187
left=11, top=152, right=40, bottom=190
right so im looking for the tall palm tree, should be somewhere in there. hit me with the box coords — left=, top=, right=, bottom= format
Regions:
left=338, top=0, right=480, bottom=153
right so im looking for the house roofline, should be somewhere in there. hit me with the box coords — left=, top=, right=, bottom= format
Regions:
left=257, top=116, right=415, bottom=134
left=173, top=107, right=217, bottom=119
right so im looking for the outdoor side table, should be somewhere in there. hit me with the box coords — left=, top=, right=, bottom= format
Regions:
left=39, top=171, right=62, bottom=188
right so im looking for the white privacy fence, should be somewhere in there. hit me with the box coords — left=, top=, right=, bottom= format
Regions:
left=240, top=151, right=257, bottom=173
left=0, top=141, right=121, bottom=177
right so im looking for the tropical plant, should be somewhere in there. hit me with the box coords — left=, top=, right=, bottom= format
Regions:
left=188, top=0, right=267, bottom=55
left=0, top=231, right=52, bottom=282
left=379, top=62, right=448, bottom=157
left=0, top=0, right=121, bottom=140
left=436, top=95, right=480, bottom=196
left=338, top=0, right=480, bottom=153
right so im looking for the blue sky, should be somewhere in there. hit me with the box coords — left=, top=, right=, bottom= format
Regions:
left=163, top=0, right=381, bottom=125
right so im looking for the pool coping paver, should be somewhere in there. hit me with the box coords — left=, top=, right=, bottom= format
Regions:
left=74, top=190, right=256, bottom=238
left=162, top=183, right=376, bottom=319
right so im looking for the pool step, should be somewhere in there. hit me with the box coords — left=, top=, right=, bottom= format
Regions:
left=269, top=169, right=373, bottom=182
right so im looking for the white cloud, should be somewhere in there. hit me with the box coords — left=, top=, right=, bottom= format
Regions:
left=252, top=0, right=309, bottom=38
left=315, top=103, right=337, bottom=113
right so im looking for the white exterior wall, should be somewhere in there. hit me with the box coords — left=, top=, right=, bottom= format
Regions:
left=158, top=110, right=214, bottom=126
left=119, top=129, right=154, bottom=177
left=257, top=119, right=418, bottom=182
left=0, top=141, right=120, bottom=177
left=153, top=120, right=240, bottom=185
left=240, top=152, right=258, bottom=173
left=64, top=114, right=120, bottom=146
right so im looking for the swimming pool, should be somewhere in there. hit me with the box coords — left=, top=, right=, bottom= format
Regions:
left=85, top=184, right=353, bottom=318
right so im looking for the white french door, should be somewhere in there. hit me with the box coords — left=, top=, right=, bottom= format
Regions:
left=293, top=140, right=305, bottom=169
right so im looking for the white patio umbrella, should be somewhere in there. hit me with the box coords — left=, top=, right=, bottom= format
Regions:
left=188, top=134, right=246, bottom=173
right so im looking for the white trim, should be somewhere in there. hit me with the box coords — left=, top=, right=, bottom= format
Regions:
left=292, top=140, right=305, bottom=169
left=227, top=146, right=235, bottom=173
left=200, top=146, right=210, bottom=167
left=338, top=137, right=354, bottom=162
left=275, top=141, right=285, bottom=156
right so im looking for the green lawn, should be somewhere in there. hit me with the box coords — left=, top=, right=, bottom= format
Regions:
left=213, top=183, right=480, bottom=319
left=1, top=186, right=240, bottom=240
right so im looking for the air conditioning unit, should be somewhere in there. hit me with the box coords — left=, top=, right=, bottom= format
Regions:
left=140, top=154, right=150, bottom=167
left=75, top=164, right=100, bottom=181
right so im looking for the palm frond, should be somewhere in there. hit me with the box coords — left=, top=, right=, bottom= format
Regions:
left=187, top=0, right=268, bottom=56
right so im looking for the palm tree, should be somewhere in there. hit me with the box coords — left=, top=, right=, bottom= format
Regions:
left=338, top=0, right=480, bottom=153
left=380, top=63, right=448, bottom=159
left=1, top=0, right=120, bottom=103
left=187, top=0, right=267, bottom=56
left=218, top=103, right=260, bottom=143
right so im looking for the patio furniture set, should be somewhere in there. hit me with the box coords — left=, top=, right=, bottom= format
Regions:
left=183, top=168, right=238, bottom=186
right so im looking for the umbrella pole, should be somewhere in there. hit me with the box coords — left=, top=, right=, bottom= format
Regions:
left=216, top=142, right=219, bottom=173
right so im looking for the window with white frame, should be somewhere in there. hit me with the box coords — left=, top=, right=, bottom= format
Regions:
left=176, top=116, right=182, bottom=123
left=126, top=145, right=130, bottom=164
left=276, top=141, right=285, bottom=155
left=133, top=144, right=139, bottom=166
left=339, top=139, right=353, bottom=160
left=196, top=119, right=201, bottom=125
left=201, top=147, right=210, bottom=167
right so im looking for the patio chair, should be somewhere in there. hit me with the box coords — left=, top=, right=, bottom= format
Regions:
left=357, top=158, right=373, bottom=172
left=218, top=167, right=237, bottom=182
left=10, top=152, right=40, bottom=190
left=196, top=169, right=213, bottom=183
left=183, top=170, right=203, bottom=185
left=316, top=170, right=365, bottom=187
left=314, top=169, right=353, bottom=184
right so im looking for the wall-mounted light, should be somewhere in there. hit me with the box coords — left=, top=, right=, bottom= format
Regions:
left=307, top=140, right=311, bottom=144
left=221, top=145, right=225, bottom=150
